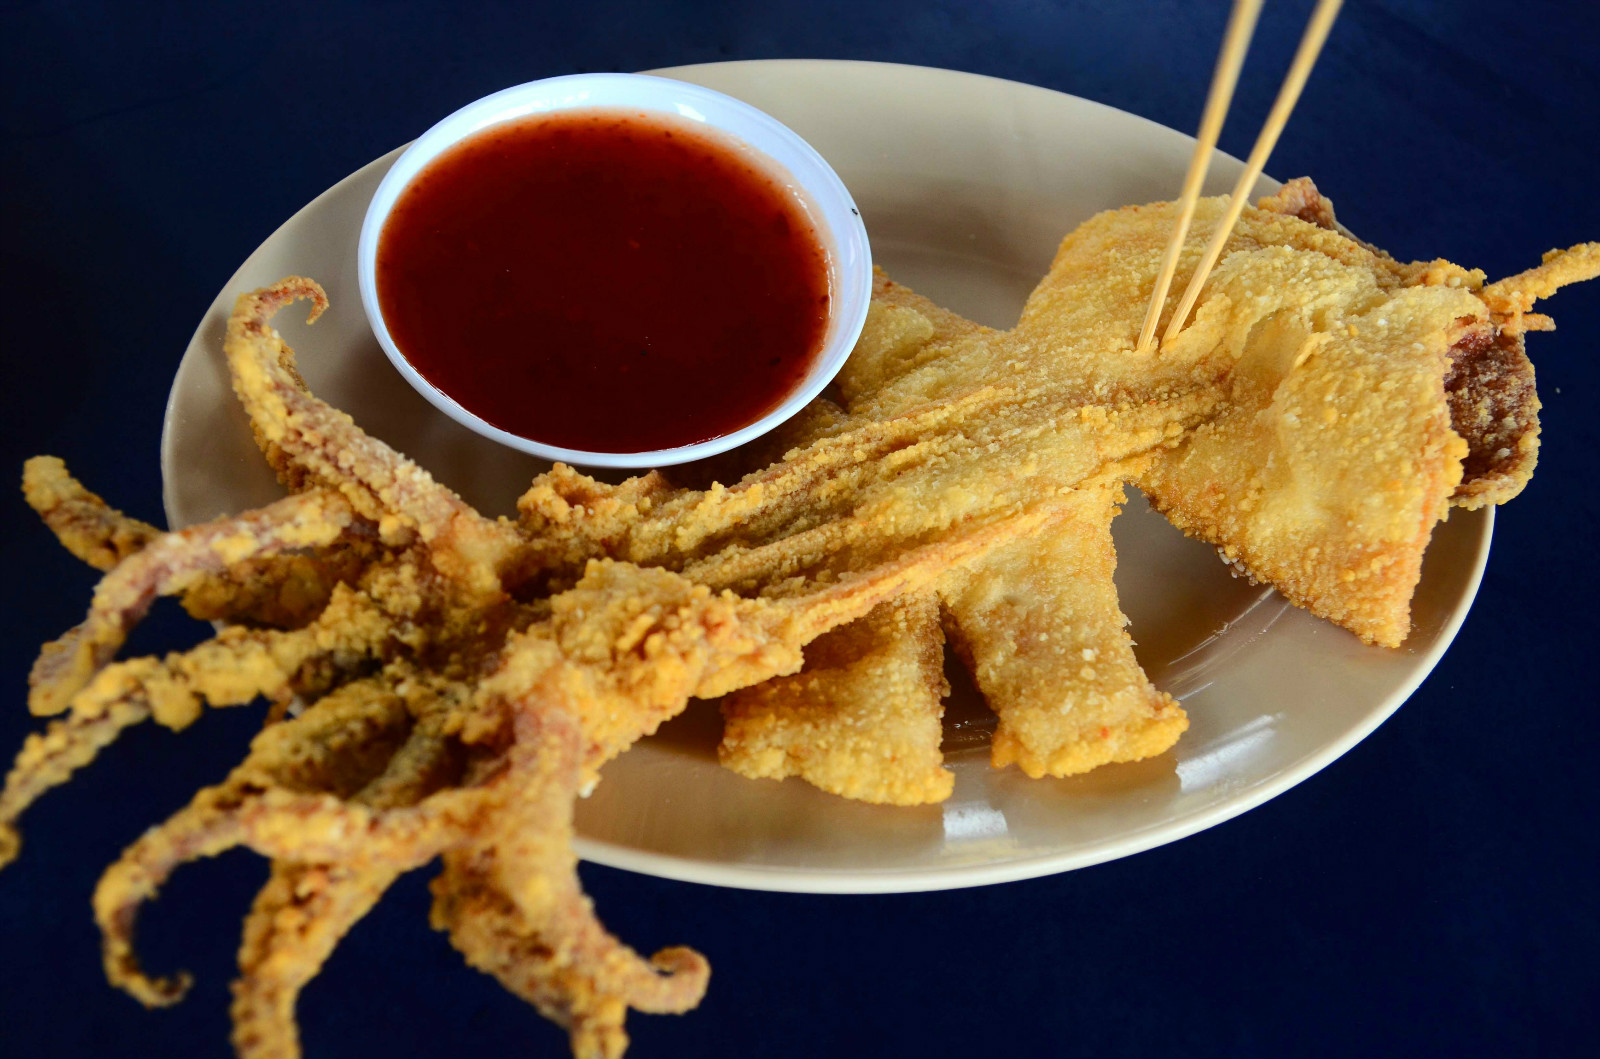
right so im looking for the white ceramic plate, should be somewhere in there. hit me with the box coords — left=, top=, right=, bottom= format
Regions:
left=162, top=60, right=1490, bottom=894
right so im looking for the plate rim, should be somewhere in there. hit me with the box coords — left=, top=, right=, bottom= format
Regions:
left=161, top=57, right=1494, bottom=894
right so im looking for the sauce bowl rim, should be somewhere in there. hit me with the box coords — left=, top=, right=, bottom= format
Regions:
left=356, top=71, right=873, bottom=468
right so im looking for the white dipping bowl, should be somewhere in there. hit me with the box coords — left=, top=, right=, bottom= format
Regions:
left=357, top=72, right=872, bottom=469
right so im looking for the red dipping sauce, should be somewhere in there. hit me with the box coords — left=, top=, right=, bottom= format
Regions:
left=376, top=110, right=832, bottom=454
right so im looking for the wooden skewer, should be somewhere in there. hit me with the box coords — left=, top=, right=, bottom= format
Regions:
left=1135, top=0, right=1263, bottom=355
left=1161, top=0, right=1344, bottom=347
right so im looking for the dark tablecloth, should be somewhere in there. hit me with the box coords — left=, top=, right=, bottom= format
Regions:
left=3, top=2, right=1596, bottom=1056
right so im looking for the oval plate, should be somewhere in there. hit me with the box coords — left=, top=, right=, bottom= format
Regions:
left=162, top=60, right=1490, bottom=894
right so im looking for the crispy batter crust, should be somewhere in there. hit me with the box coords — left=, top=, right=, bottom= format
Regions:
left=719, top=595, right=953, bottom=805
left=4, top=182, right=1593, bottom=1059
left=943, top=482, right=1186, bottom=778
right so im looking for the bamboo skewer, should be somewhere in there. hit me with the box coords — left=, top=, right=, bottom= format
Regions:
left=1160, top=0, right=1344, bottom=347
left=1134, top=0, right=1264, bottom=356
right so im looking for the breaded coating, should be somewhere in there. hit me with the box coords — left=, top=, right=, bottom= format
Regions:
left=843, top=276, right=1186, bottom=778
left=22, top=455, right=163, bottom=569
left=1007, top=185, right=1593, bottom=646
left=232, top=862, right=401, bottom=1059
left=726, top=180, right=1589, bottom=784
left=1255, top=182, right=1599, bottom=511
left=1481, top=243, right=1600, bottom=322
left=720, top=594, right=952, bottom=805
left=5, top=179, right=1593, bottom=1059
left=1132, top=244, right=1479, bottom=647
left=231, top=689, right=464, bottom=1059
left=21, top=456, right=358, bottom=629
left=943, top=480, right=1186, bottom=778
left=838, top=282, right=1186, bottom=783
left=836, top=271, right=996, bottom=404
left=712, top=393, right=955, bottom=805
left=27, top=489, right=358, bottom=717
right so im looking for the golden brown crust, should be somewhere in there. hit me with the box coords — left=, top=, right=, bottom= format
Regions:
left=22, top=455, right=163, bottom=570
left=5, top=189, right=1593, bottom=1059
left=719, top=594, right=953, bottom=805
left=1482, top=243, right=1600, bottom=326
left=942, top=482, right=1186, bottom=778
left=1257, top=176, right=1345, bottom=232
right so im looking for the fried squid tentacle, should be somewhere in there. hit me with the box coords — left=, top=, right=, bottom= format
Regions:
left=29, top=488, right=357, bottom=717
left=24, top=456, right=383, bottom=629
left=230, top=862, right=401, bottom=1059
left=94, top=772, right=490, bottom=1007
left=223, top=278, right=522, bottom=599
left=493, top=706, right=708, bottom=1016
left=230, top=710, right=463, bottom=1059
left=1480, top=243, right=1600, bottom=328
left=433, top=704, right=707, bottom=1059
left=441, top=542, right=1036, bottom=1050
left=87, top=673, right=478, bottom=1005
left=0, top=589, right=404, bottom=868
left=0, top=692, right=148, bottom=868
left=22, top=455, right=163, bottom=570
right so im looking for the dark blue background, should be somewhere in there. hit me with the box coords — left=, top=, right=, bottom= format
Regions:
left=3, top=2, right=1597, bottom=1056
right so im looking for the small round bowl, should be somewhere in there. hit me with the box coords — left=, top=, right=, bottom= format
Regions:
left=357, top=73, right=871, bottom=469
